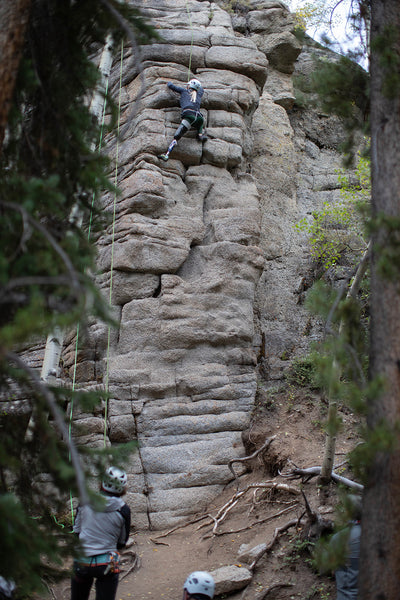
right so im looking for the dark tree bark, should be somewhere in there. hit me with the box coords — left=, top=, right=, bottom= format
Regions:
left=359, top=0, right=400, bottom=597
left=0, top=0, right=31, bottom=151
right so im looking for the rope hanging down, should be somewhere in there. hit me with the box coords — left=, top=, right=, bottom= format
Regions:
left=185, top=0, right=195, bottom=80
left=104, top=40, right=124, bottom=442
left=68, top=37, right=124, bottom=520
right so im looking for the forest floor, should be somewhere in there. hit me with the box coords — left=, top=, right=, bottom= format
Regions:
left=49, top=382, right=361, bottom=600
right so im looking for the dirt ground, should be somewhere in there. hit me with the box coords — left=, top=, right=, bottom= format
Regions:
left=50, top=386, right=361, bottom=600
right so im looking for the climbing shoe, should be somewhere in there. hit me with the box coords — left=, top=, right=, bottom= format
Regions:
left=197, top=133, right=208, bottom=142
left=158, top=154, right=169, bottom=161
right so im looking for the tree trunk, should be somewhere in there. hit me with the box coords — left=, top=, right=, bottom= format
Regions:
left=318, top=399, right=337, bottom=484
left=358, top=1, right=400, bottom=597
left=0, top=0, right=31, bottom=151
left=319, top=243, right=370, bottom=486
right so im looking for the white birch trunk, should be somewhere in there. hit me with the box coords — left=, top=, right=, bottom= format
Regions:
left=41, top=36, right=115, bottom=385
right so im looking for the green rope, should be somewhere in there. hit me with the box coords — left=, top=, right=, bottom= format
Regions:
left=87, top=78, right=110, bottom=241
left=104, top=40, right=124, bottom=443
left=185, top=0, right=194, bottom=80
left=68, top=45, right=119, bottom=522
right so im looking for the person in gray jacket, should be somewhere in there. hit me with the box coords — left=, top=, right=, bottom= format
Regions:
left=71, top=467, right=131, bottom=600
left=158, top=78, right=207, bottom=162
left=330, top=495, right=362, bottom=600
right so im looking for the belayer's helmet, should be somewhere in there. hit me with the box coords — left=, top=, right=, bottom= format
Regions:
left=184, top=572, right=215, bottom=599
left=102, top=466, right=127, bottom=495
left=187, top=78, right=201, bottom=91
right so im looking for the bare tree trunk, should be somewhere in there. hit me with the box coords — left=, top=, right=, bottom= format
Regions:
left=319, top=243, right=371, bottom=485
left=358, top=0, right=400, bottom=597
left=319, top=398, right=337, bottom=484
left=0, top=0, right=31, bottom=151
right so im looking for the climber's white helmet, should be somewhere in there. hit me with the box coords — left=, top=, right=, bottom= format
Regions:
left=184, top=572, right=215, bottom=599
left=102, top=466, right=127, bottom=495
left=187, top=78, right=201, bottom=91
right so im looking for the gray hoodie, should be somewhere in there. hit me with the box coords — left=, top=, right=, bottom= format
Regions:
left=74, top=495, right=131, bottom=557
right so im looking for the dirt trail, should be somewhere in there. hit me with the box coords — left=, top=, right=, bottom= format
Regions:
left=51, top=390, right=361, bottom=600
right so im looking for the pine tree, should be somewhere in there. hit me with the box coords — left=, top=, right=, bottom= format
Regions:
left=358, top=0, right=400, bottom=596
left=0, top=1, right=156, bottom=596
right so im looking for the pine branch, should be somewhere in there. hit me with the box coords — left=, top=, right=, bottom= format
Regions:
left=6, top=351, right=90, bottom=506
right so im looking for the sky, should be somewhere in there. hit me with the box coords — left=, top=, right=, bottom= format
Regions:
left=286, top=0, right=369, bottom=67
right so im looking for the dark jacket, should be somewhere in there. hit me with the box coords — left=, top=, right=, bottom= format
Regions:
left=74, top=494, right=131, bottom=557
left=167, top=82, right=204, bottom=115
left=333, top=522, right=361, bottom=600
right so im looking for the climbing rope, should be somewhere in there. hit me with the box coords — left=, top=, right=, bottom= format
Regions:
left=185, top=0, right=195, bottom=80
left=104, top=40, right=124, bottom=441
left=69, top=39, right=124, bottom=520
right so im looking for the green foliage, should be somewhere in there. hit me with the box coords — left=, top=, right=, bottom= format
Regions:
left=219, top=0, right=250, bottom=14
left=306, top=282, right=369, bottom=386
left=0, top=0, right=156, bottom=596
left=290, top=1, right=327, bottom=33
left=286, top=356, right=319, bottom=388
left=296, top=154, right=370, bottom=270
left=286, top=535, right=315, bottom=561
left=296, top=201, right=354, bottom=269
left=350, top=417, right=397, bottom=484
left=309, top=54, right=369, bottom=163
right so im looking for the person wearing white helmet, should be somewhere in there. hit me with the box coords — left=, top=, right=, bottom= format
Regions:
left=158, top=78, right=208, bottom=162
left=183, top=571, right=215, bottom=600
left=70, top=466, right=131, bottom=600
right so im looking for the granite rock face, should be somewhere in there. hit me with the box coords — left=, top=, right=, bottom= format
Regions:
left=59, top=3, right=348, bottom=529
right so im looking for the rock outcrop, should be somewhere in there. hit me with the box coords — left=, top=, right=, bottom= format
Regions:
left=56, top=1, right=350, bottom=529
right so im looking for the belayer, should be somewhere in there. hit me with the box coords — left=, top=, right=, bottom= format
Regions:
left=158, top=79, right=207, bottom=161
left=70, top=466, right=131, bottom=600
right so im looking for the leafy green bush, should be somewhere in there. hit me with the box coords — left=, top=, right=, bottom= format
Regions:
left=286, top=356, right=319, bottom=388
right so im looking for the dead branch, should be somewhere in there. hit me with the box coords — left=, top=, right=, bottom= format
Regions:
left=7, top=351, right=90, bottom=506
left=254, top=582, right=294, bottom=600
left=149, top=538, right=170, bottom=546
left=280, top=465, right=363, bottom=491
left=203, top=481, right=300, bottom=538
left=43, top=581, right=57, bottom=600
left=152, top=514, right=211, bottom=539
left=300, top=490, right=334, bottom=542
left=213, top=503, right=299, bottom=536
left=249, top=518, right=302, bottom=571
left=0, top=201, right=82, bottom=296
left=245, top=481, right=301, bottom=495
left=228, top=436, right=276, bottom=483
left=119, top=553, right=140, bottom=581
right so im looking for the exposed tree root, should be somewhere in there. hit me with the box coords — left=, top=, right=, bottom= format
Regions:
left=213, top=503, right=298, bottom=536
left=152, top=514, right=211, bottom=540
left=280, top=462, right=363, bottom=491
left=249, top=517, right=303, bottom=571
left=120, top=552, right=140, bottom=581
left=228, top=436, right=277, bottom=483
left=149, top=538, right=170, bottom=546
left=254, top=582, right=294, bottom=600
left=201, top=481, right=301, bottom=540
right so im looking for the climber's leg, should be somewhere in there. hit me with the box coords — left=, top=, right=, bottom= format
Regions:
left=158, top=120, right=190, bottom=161
left=174, top=120, right=190, bottom=141
left=194, top=114, right=207, bottom=142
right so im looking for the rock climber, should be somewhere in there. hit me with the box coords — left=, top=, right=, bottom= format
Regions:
left=158, top=79, right=208, bottom=162
left=183, top=571, right=215, bottom=600
left=70, top=466, right=131, bottom=600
